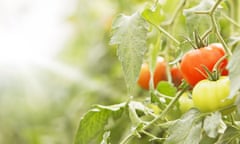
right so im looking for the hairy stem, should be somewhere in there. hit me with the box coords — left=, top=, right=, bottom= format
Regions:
left=144, top=17, right=180, bottom=45
left=155, top=24, right=180, bottom=45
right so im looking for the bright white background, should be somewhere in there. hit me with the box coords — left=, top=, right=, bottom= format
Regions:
left=0, top=0, right=76, bottom=67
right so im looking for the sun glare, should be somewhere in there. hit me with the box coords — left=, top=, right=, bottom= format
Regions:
left=0, top=0, right=74, bottom=68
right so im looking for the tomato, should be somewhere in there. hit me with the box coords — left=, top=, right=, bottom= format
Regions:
left=138, top=57, right=167, bottom=89
left=137, top=63, right=151, bottom=89
left=192, top=76, right=235, bottom=113
left=171, top=66, right=183, bottom=87
left=179, top=92, right=194, bottom=113
left=180, top=43, right=228, bottom=87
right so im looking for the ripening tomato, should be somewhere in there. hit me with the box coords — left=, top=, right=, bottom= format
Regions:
left=138, top=57, right=167, bottom=89
left=171, top=66, right=183, bottom=87
left=192, top=76, right=235, bottom=113
left=180, top=43, right=228, bottom=87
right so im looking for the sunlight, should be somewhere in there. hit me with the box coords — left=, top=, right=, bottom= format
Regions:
left=0, top=0, right=74, bottom=67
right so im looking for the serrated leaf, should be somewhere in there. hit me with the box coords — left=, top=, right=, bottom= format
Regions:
left=142, top=4, right=165, bottom=25
left=227, top=46, right=240, bottom=99
left=164, top=109, right=202, bottom=144
left=156, top=81, right=177, bottom=97
left=203, top=112, right=226, bottom=138
left=110, top=12, right=148, bottom=93
left=74, top=103, right=126, bottom=144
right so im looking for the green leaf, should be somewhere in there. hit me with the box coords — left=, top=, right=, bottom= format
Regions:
left=156, top=81, right=177, bottom=97
left=216, top=126, right=240, bottom=144
left=110, top=12, right=148, bottom=93
left=74, top=103, right=126, bottom=144
left=164, top=109, right=202, bottom=144
left=142, top=4, right=165, bottom=26
left=227, top=46, right=240, bottom=99
left=203, top=112, right=226, bottom=138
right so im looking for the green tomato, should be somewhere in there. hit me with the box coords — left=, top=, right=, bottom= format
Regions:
left=179, top=92, right=194, bottom=113
left=192, top=76, right=235, bottom=113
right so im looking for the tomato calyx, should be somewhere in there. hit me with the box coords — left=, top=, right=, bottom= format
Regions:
left=199, top=65, right=220, bottom=81
left=196, top=54, right=228, bottom=81
left=185, top=31, right=208, bottom=49
left=193, top=31, right=207, bottom=49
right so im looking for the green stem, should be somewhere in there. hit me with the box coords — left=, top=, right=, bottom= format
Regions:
left=230, top=113, right=237, bottom=126
left=145, top=18, right=180, bottom=45
left=163, top=0, right=186, bottom=26
left=212, top=54, right=227, bottom=71
left=218, top=104, right=236, bottom=113
left=141, top=130, right=165, bottom=142
left=155, top=91, right=173, bottom=100
left=201, top=28, right=212, bottom=41
left=209, top=0, right=223, bottom=15
left=120, top=131, right=135, bottom=144
left=155, top=25, right=180, bottom=45
left=208, top=0, right=232, bottom=56
left=223, top=14, right=240, bottom=29
left=195, top=0, right=232, bottom=56
left=232, top=0, right=239, bottom=26
left=211, top=15, right=232, bottom=56
left=143, top=85, right=189, bottom=130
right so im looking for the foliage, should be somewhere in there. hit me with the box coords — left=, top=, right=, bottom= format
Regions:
left=74, top=0, right=240, bottom=144
left=110, top=12, right=148, bottom=93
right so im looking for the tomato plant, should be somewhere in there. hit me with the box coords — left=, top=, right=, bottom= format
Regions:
left=74, top=0, right=240, bottom=144
left=192, top=76, right=235, bottom=113
left=180, top=43, right=228, bottom=87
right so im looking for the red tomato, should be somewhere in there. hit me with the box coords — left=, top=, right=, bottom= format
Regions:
left=171, top=66, right=183, bottom=87
left=180, top=43, right=228, bottom=87
left=138, top=57, right=167, bottom=90
left=138, top=63, right=151, bottom=89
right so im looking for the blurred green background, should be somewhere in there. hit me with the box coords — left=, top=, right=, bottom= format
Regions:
left=1, top=0, right=237, bottom=143
left=0, top=0, right=145, bottom=143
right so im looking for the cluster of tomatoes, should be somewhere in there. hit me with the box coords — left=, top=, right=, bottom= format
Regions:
left=138, top=43, right=235, bottom=114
